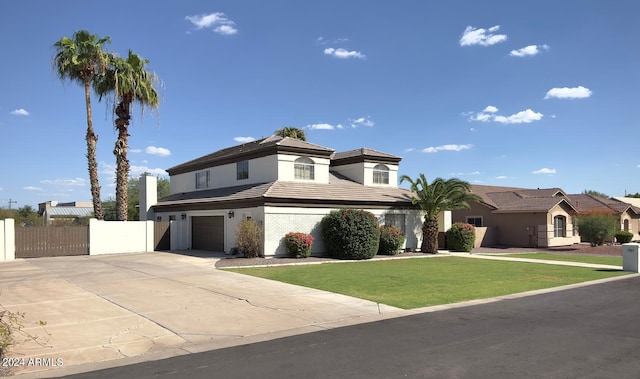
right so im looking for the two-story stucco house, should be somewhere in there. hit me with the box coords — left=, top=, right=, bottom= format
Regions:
left=148, top=136, right=443, bottom=257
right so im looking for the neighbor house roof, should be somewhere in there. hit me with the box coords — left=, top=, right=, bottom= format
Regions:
left=46, top=206, right=93, bottom=218
left=469, top=185, right=576, bottom=213
left=614, top=197, right=640, bottom=209
left=166, top=136, right=335, bottom=175
left=567, top=194, right=640, bottom=215
left=153, top=172, right=416, bottom=212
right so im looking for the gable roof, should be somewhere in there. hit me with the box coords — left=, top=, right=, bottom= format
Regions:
left=469, top=184, right=576, bottom=213
left=568, top=194, right=640, bottom=215
left=46, top=206, right=93, bottom=217
left=166, top=136, right=335, bottom=175
left=154, top=172, right=416, bottom=212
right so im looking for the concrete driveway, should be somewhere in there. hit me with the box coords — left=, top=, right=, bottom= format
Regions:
left=0, top=252, right=401, bottom=377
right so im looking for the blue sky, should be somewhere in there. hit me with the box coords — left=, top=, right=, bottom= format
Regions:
left=1, top=1, right=639, bottom=209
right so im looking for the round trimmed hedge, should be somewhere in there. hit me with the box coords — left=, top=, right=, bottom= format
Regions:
left=445, top=222, right=476, bottom=252
left=378, top=225, right=405, bottom=255
left=321, top=209, right=380, bottom=260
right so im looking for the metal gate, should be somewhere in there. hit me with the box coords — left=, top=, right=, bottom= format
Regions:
left=15, top=226, right=89, bottom=258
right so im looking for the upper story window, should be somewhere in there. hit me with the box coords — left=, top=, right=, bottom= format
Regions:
left=237, top=160, right=249, bottom=180
left=294, top=157, right=315, bottom=180
left=373, top=164, right=389, bottom=185
left=554, top=215, right=566, bottom=238
left=195, top=171, right=210, bottom=189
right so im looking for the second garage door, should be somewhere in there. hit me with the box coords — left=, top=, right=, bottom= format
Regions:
left=192, top=216, right=224, bottom=251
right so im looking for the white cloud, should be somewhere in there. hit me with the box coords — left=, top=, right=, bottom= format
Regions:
left=40, top=177, right=86, bottom=186
left=493, top=109, right=543, bottom=124
left=404, top=148, right=415, bottom=153
left=544, top=86, right=592, bottom=99
left=422, top=144, right=473, bottom=153
left=510, top=44, right=549, bottom=57
left=316, top=37, right=349, bottom=45
left=450, top=171, right=481, bottom=176
left=130, top=148, right=142, bottom=153
left=185, top=12, right=237, bottom=35
left=24, top=186, right=44, bottom=191
left=10, top=108, right=29, bottom=116
left=460, top=25, right=507, bottom=46
left=350, top=117, right=374, bottom=127
left=234, top=136, right=256, bottom=143
left=130, top=165, right=168, bottom=177
left=100, top=162, right=167, bottom=182
left=307, top=123, right=336, bottom=130
left=324, top=47, right=366, bottom=59
left=471, top=106, right=543, bottom=124
left=495, top=176, right=508, bottom=180
left=532, top=168, right=557, bottom=174
left=145, top=146, right=171, bottom=157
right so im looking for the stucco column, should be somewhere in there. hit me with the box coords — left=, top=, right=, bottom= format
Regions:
left=139, top=175, right=158, bottom=221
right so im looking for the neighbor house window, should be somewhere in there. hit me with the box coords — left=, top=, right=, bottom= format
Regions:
left=294, top=157, right=315, bottom=180
left=196, top=171, right=210, bottom=189
left=385, top=214, right=406, bottom=234
left=624, top=219, right=630, bottom=232
left=373, top=164, right=389, bottom=184
left=237, top=160, right=249, bottom=180
left=466, top=217, right=483, bottom=227
left=554, top=215, right=566, bottom=237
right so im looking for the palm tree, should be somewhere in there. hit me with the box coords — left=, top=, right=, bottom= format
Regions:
left=275, top=127, right=306, bottom=141
left=400, top=174, right=481, bottom=254
left=53, top=30, right=110, bottom=220
left=96, top=50, right=160, bottom=220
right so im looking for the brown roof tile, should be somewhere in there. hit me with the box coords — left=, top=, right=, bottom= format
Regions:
left=469, top=184, right=576, bottom=213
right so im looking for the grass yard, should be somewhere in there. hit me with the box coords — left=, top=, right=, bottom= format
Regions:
left=494, top=253, right=622, bottom=266
left=226, top=257, right=630, bottom=309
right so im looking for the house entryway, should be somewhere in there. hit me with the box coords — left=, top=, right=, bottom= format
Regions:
left=191, top=216, right=224, bottom=251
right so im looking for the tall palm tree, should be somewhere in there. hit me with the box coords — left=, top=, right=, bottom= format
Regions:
left=53, top=30, right=110, bottom=220
left=400, top=174, right=481, bottom=254
left=275, top=127, right=306, bottom=141
left=96, top=50, right=160, bottom=220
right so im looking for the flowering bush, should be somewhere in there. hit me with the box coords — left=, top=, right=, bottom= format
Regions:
left=378, top=225, right=405, bottom=255
left=284, top=232, right=314, bottom=258
left=236, top=219, right=263, bottom=258
left=446, top=223, right=476, bottom=252
left=321, top=209, right=380, bottom=260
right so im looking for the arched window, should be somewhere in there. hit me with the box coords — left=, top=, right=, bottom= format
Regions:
left=373, top=164, right=389, bottom=185
left=553, top=215, right=566, bottom=238
left=294, top=157, right=314, bottom=180
left=624, top=219, right=630, bottom=232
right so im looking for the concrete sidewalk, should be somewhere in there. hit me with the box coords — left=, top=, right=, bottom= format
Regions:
left=0, top=251, right=629, bottom=377
left=448, top=252, right=623, bottom=270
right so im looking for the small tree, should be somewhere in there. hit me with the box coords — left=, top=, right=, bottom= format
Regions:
left=577, top=212, right=618, bottom=246
left=236, top=219, right=263, bottom=258
left=321, top=209, right=380, bottom=260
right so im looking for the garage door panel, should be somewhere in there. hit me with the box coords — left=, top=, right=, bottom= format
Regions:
left=192, top=216, right=224, bottom=251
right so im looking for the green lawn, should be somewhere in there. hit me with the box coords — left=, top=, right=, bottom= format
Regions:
left=494, top=253, right=622, bottom=266
left=225, top=257, right=629, bottom=309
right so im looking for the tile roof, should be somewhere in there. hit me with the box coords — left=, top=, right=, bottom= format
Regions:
left=166, top=136, right=335, bottom=175
left=155, top=172, right=415, bottom=209
left=332, top=148, right=402, bottom=163
left=567, top=194, right=640, bottom=215
left=469, top=185, right=576, bottom=213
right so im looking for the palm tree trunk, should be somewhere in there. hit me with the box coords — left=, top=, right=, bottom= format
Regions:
left=84, top=79, right=103, bottom=220
left=420, top=216, right=439, bottom=254
left=114, top=101, right=131, bottom=221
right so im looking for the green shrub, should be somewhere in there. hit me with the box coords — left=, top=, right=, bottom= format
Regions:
left=378, top=225, right=405, bottom=255
left=614, top=230, right=633, bottom=244
left=236, top=219, right=263, bottom=258
left=446, top=223, right=476, bottom=252
left=284, top=232, right=314, bottom=258
left=321, top=209, right=380, bottom=260
left=577, top=212, right=618, bottom=246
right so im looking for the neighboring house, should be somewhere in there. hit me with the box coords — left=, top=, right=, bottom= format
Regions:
left=569, top=194, right=640, bottom=241
left=146, top=136, right=449, bottom=257
left=38, top=201, right=93, bottom=225
left=451, top=185, right=579, bottom=248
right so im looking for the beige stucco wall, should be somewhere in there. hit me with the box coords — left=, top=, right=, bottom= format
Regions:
left=276, top=154, right=331, bottom=183
left=1, top=219, right=15, bottom=261
left=330, top=162, right=399, bottom=187
left=619, top=211, right=640, bottom=241
left=88, top=219, right=155, bottom=255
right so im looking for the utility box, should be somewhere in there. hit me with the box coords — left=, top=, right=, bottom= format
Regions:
left=622, top=243, right=640, bottom=273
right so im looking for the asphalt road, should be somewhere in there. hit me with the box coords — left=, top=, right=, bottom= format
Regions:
left=66, top=276, right=640, bottom=379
